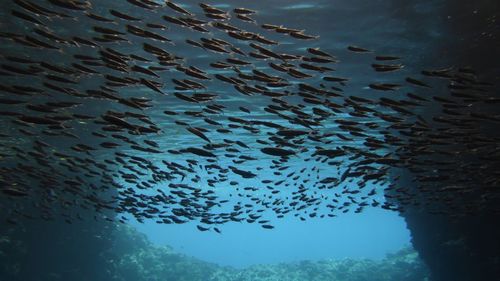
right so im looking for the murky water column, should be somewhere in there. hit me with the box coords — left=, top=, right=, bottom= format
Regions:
left=0, top=176, right=117, bottom=281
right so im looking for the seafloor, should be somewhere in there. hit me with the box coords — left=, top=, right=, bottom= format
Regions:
left=1, top=225, right=429, bottom=281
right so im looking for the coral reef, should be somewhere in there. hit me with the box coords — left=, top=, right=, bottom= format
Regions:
left=105, top=226, right=429, bottom=281
left=0, top=217, right=429, bottom=281
left=107, top=226, right=218, bottom=281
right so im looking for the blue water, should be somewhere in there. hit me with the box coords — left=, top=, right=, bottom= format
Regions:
left=132, top=207, right=410, bottom=267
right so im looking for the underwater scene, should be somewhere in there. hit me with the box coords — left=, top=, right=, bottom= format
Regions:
left=0, top=0, right=498, bottom=281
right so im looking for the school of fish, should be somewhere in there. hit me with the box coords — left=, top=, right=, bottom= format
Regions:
left=0, top=0, right=499, bottom=232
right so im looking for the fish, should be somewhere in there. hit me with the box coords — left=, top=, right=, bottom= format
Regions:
left=375, top=55, right=401, bottom=61
left=290, top=32, right=318, bottom=40
left=140, top=79, right=164, bottom=94
left=307, top=48, right=334, bottom=58
left=196, top=225, right=210, bottom=231
left=187, top=127, right=211, bottom=143
left=11, top=10, right=46, bottom=26
left=372, top=64, right=404, bottom=72
left=347, top=45, right=371, bottom=53
left=182, top=147, right=217, bottom=158
left=93, top=26, right=125, bottom=35
left=236, top=14, right=256, bottom=23
left=234, top=8, right=257, bottom=15
left=261, top=147, right=296, bottom=157
left=0, top=0, right=497, bottom=238
left=47, top=0, right=91, bottom=10
left=110, top=9, right=141, bottom=21
left=369, top=83, right=401, bottom=91
left=166, top=1, right=193, bottom=16
left=261, top=224, right=274, bottom=229
left=86, top=12, right=114, bottom=22
left=229, top=166, right=257, bottom=178
left=406, top=77, right=431, bottom=88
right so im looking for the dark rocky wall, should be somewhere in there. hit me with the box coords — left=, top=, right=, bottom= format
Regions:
left=395, top=1, right=500, bottom=280
left=403, top=209, right=500, bottom=281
